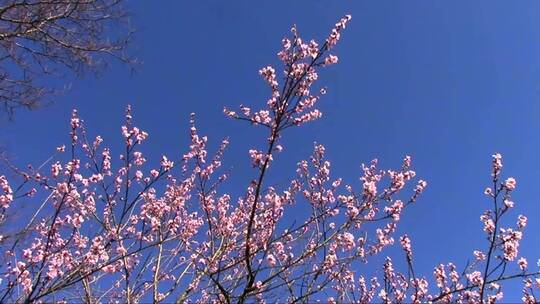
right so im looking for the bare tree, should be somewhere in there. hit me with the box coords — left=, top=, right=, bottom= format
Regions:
left=0, top=0, right=134, bottom=119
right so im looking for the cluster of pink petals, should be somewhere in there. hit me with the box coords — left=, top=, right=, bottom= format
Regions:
left=0, top=175, right=13, bottom=209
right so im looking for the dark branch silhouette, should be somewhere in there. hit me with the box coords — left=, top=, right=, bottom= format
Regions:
left=0, top=0, right=134, bottom=119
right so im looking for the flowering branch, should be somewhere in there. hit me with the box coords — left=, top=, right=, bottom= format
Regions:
left=0, top=13, right=537, bottom=304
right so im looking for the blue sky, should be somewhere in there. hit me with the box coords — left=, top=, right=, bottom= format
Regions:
left=2, top=1, right=539, bottom=300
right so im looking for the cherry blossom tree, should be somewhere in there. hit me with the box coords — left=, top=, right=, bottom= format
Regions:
left=0, top=14, right=538, bottom=303
left=0, top=0, right=133, bottom=119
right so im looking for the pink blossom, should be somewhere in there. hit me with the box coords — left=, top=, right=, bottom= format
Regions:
left=504, top=177, right=517, bottom=190
left=324, top=54, right=339, bottom=65
left=259, top=66, right=278, bottom=88
left=466, top=271, right=483, bottom=286
left=517, top=214, right=527, bottom=229
left=307, top=40, right=319, bottom=59
left=160, top=155, right=174, bottom=171
left=473, top=250, right=486, bottom=261
left=434, top=264, right=447, bottom=288
left=480, top=213, right=495, bottom=234
left=51, top=162, right=62, bottom=177
left=415, top=179, right=428, bottom=193
left=518, top=257, right=528, bottom=271
left=337, top=232, right=355, bottom=251
left=249, top=149, right=273, bottom=168
left=70, top=110, right=81, bottom=129
left=491, top=153, right=503, bottom=177
left=223, top=107, right=237, bottom=118
left=267, top=254, right=277, bottom=267
left=0, top=175, right=13, bottom=209
left=499, top=228, right=522, bottom=261
left=326, top=15, right=352, bottom=48
left=253, top=110, right=272, bottom=125
left=400, top=235, right=412, bottom=257
left=385, top=199, right=404, bottom=221
left=133, top=151, right=146, bottom=166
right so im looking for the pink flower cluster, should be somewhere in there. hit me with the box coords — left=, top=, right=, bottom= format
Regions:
left=0, top=175, right=13, bottom=209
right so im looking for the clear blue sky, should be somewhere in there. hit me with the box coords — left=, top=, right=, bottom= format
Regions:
left=2, top=1, right=539, bottom=300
